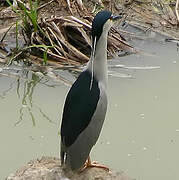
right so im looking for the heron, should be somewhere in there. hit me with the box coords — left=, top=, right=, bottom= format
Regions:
left=60, top=10, right=123, bottom=171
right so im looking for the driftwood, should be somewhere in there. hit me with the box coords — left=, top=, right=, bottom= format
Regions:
left=6, top=156, right=134, bottom=180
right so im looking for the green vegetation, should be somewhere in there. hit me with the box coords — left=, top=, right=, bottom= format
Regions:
left=5, top=0, right=52, bottom=64
left=6, top=0, right=39, bottom=37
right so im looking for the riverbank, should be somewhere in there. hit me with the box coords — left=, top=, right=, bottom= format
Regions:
left=6, top=156, right=134, bottom=180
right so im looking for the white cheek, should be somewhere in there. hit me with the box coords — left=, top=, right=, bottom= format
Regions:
left=103, top=20, right=114, bottom=33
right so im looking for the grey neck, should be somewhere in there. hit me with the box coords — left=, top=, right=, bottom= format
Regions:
left=87, top=31, right=108, bottom=89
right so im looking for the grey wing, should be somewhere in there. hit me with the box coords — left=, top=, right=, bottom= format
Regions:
left=64, top=83, right=107, bottom=170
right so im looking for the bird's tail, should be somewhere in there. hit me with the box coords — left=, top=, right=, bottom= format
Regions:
left=60, top=142, right=65, bottom=165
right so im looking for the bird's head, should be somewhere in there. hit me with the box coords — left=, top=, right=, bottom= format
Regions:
left=91, top=10, right=123, bottom=47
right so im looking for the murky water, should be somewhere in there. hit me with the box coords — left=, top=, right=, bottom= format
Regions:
left=1, top=34, right=179, bottom=180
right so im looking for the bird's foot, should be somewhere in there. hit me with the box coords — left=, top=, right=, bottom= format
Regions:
left=86, top=161, right=110, bottom=171
left=79, top=157, right=109, bottom=172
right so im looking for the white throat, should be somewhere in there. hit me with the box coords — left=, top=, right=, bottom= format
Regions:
left=87, top=29, right=109, bottom=88
left=87, top=19, right=114, bottom=89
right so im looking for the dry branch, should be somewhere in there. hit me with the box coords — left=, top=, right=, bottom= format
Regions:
left=30, top=10, right=134, bottom=66
left=176, top=0, right=179, bottom=23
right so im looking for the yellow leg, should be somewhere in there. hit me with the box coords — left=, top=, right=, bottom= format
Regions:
left=79, top=156, right=109, bottom=172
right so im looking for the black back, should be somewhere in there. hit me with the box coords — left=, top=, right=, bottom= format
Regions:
left=92, top=10, right=112, bottom=46
left=61, top=70, right=100, bottom=147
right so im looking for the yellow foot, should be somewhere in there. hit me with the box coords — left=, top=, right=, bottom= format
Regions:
left=79, top=156, right=109, bottom=172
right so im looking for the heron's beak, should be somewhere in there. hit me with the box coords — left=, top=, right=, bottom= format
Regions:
left=110, top=13, right=124, bottom=21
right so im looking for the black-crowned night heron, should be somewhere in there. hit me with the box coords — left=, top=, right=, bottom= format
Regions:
left=60, top=10, right=123, bottom=171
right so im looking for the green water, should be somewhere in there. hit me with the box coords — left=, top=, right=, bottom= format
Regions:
left=1, top=36, right=179, bottom=180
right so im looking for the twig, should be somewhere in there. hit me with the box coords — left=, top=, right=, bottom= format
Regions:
left=66, top=0, right=73, bottom=15
left=0, top=23, right=15, bottom=42
left=76, top=0, right=84, bottom=10
left=69, top=16, right=91, bottom=29
left=175, top=0, right=179, bottom=23
left=37, top=0, right=55, bottom=11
